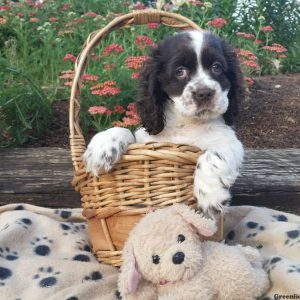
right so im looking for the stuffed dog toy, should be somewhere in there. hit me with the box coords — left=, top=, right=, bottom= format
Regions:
left=118, top=204, right=269, bottom=300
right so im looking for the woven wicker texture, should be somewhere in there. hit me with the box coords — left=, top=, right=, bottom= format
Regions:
left=69, top=10, right=214, bottom=267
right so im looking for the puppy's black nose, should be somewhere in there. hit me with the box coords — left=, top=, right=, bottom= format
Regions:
left=172, top=251, right=185, bottom=264
left=193, top=87, right=215, bottom=103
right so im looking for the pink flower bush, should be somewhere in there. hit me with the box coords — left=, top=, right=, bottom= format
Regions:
left=261, top=25, right=273, bottom=32
left=125, top=56, right=149, bottom=69
left=103, top=44, right=124, bottom=56
left=88, top=106, right=112, bottom=116
left=207, top=18, right=227, bottom=28
left=237, top=32, right=255, bottom=39
left=63, top=54, right=77, bottom=62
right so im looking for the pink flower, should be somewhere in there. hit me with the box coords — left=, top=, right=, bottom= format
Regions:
left=261, top=25, right=273, bottom=32
left=244, top=77, right=255, bottom=86
left=91, top=87, right=121, bottom=96
left=262, top=43, right=287, bottom=53
left=0, top=5, right=10, bottom=11
left=82, top=74, right=99, bottom=82
left=131, top=73, right=140, bottom=79
left=125, top=56, right=149, bottom=70
left=188, top=0, right=204, bottom=5
left=131, top=2, right=146, bottom=9
left=241, top=60, right=260, bottom=69
left=49, top=17, right=58, bottom=22
left=135, top=35, right=155, bottom=49
left=114, top=105, right=125, bottom=114
left=74, top=18, right=85, bottom=24
left=29, top=17, right=39, bottom=23
left=237, top=49, right=257, bottom=61
left=90, top=80, right=117, bottom=91
left=103, top=44, right=124, bottom=56
left=83, top=12, right=98, bottom=18
left=63, top=54, right=77, bottom=62
left=207, top=18, right=227, bottom=28
left=88, top=106, right=111, bottom=115
left=123, top=117, right=140, bottom=126
left=236, top=32, right=255, bottom=39
left=147, top=23, right=159, bottom=29
left=62, top=3, right=71, bottom=10
left=17, top=13, right=24, bottom=18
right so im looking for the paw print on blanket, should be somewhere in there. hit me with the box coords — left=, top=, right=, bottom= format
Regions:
left=287, top=263, right=300, bottom=273
left=0, top=266, right=13, bottom=286
left=75, top=239, right=92, bottom=252
left=246, top=221, right=266, bottom=239
left=0, top=247, right=19, bottom=261
left=272, top=214, right=288, bottom=222
left=60, top=222, right=86, bottom=236
left=33, top=266, right=60, bottom=288
left=31, top=237, right=53, bottom=256
left=83, top=271, right=102, bottom=282
left=264, top=256, right=282, bottom=274
left=15, top=218, right=32, bottom=229
left=284, top=229, right=300, bottom=247
left=55, top=209, right=72, bottom=220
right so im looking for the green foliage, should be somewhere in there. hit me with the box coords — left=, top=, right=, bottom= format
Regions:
left=0, top=59, right=52, bottom=147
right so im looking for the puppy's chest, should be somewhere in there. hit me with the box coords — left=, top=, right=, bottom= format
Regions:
left=158, top=124, right=213, bottom=148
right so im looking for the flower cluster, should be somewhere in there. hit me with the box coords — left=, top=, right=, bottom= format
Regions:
left=261, top=25, right=273, bottom=32
left=59, top=70, right=75, bottom=87
left=262, top=43, right=287, bottom=54
left=135, top=35, right=155, bottom=49
left=88, top=106, right=112, bottom=116
left=90, top=80, right=121, bottom=96
left=113, top=103, right=140, bottom=127
left=207, top=18, right=227, bottom=28
left=125, top=56, right=149, bottom=70
left=147, top=23, right=159, bottom=29
left=103, top=44, right=124, bottom=56
left=63, top=53, right=77, bottom=62
left=237, top=32, right=255, bottom=39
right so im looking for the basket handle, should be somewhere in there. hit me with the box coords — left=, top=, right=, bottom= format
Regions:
left=69, top=10, right=202, bottom=172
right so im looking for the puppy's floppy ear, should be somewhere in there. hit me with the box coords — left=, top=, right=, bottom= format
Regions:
left=118, top=242, right=142, bottom=295
left=222, top=41, right=244, bottom=126
left=137, top=47, right=169, bottom=135
left=171, top=204, right=217, bottom=237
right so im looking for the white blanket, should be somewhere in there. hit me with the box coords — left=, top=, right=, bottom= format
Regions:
left=0, top=203, right=299, bottom=300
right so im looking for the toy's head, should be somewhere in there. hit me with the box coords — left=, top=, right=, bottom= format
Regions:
left=119, top=204, right=217, bottom=294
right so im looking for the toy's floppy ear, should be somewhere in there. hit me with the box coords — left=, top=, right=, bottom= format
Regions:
left=171, top=204, right=217, bottom=237
left=118, top=242, right=142, bottom=295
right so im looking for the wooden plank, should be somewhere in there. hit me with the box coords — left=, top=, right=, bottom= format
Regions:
left=0, top=148, right=299, bottom=214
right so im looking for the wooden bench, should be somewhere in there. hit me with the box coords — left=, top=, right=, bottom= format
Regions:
left=0, top=148, right=299, bottom=214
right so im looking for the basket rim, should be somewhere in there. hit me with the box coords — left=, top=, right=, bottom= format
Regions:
left=69, top=9, right=203, bottom=173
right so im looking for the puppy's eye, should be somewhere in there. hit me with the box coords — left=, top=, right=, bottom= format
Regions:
left=175, top=67, right=189, bottom=79
left=177, top=234, right=185, bottom=243
left=211, top=63, right=223, bottom=74
left=152, top=255, right=160, bottom=264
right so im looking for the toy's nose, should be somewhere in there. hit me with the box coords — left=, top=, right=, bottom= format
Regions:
left=172, top=251, right=185, bottom=264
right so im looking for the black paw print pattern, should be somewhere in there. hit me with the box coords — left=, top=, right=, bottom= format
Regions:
left=31, top=237, right=53, bottom=256
left=60, top=222, right=86, bottom=236
left=284, top=229, right=300, bottom=247
left=246, top=221, right=266, bottom=238
left=65, top=297, right=79, bottom=300
left=0, top=247, right=19, bottom=261
left=0, top=266, right=12, bottom=286
left=33, top=266, right=60, bottom=288
left=264, top=256, right=282, bottom=274
left=55, top=209, right=72, bottom=220
left=16, top=218, right=32, bottom=229
left=288, top=264, right=300, bottom=273
left=272, top=214, right=288, bottom=222
left=83, top=271, right=102, bottom=282
left=76, top=239, right=92, bottom=252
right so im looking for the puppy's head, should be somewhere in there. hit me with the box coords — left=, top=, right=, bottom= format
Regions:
left=118, top=204, right=216, bottom=295
left=137, top=30, right=244, bottom=134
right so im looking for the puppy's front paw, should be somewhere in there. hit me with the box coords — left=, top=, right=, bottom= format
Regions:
left=83, top=127, right=135, bottom=176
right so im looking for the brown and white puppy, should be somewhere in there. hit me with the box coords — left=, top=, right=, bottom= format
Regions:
left=83, top=30, right=244, bottom=218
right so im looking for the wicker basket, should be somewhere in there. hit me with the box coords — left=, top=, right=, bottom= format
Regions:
left=69, top=10, right=223, bottom=267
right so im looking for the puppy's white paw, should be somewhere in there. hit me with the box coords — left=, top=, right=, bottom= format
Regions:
left=193, top=151, right=235, bottom=219
left=83, top=127, right=135, bottom=176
